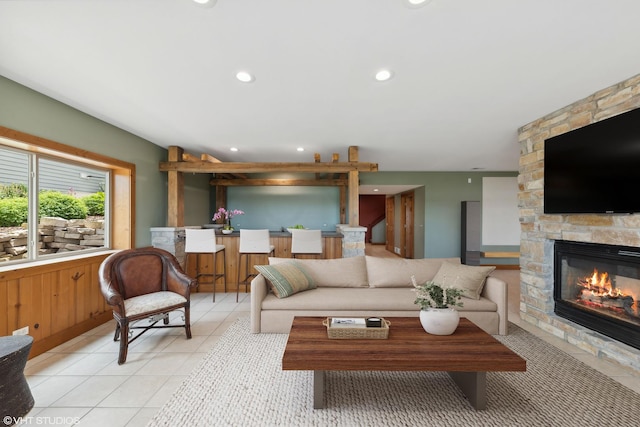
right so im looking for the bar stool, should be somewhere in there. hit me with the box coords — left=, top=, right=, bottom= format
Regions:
left=237, top=229, right=275, bottom=302
left=290, top=229, right=323, bottom=258
left=184, top=228, right=226, bottom=302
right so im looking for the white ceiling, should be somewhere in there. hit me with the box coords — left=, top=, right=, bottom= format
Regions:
left=1, top=0, right=639, bottom=172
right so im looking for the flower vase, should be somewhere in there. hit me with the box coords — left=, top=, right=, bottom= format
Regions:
left=419, top=308, right=460, bottom=335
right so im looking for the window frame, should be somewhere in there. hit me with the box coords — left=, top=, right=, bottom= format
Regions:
left=0, top=126, right=135, bottom=266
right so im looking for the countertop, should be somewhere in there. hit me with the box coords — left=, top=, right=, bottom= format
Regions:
left=215, top=230, right=343, bottom=237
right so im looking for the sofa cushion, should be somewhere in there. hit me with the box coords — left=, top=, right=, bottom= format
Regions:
left=254, top=262, right=316, bottom=298
left=269, top=256, right=369, bottom=288
left=366, top=256, right=461, bottom=288
left=432, top=262, right=496, bottom=300
left=260, top=287, right=497, bottom=312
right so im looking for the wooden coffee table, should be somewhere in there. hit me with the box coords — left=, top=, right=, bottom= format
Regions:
left=282, top=316, right=526, bottom=410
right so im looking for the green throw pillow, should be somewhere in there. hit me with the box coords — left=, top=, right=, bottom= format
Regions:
left=254, top=262, right=316, bottom=298
left=432, top=262, right=496, bottom=300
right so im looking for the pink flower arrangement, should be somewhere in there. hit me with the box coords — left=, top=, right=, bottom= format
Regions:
left=212, top=207, right=245, bottom=225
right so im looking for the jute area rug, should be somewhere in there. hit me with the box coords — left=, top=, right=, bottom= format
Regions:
left=148, top=318, right=639, bottom=427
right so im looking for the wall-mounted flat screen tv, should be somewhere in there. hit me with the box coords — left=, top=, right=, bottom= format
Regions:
left=544, top=107, right=640, bottom=214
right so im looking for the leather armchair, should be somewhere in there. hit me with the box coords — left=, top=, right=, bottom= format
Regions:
left=99, top=247, right=197, bottom=364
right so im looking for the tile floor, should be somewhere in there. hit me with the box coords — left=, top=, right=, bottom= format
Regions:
left=21, top=251, right=640, bottom=427
left=23, top=292, right=249, bottom=427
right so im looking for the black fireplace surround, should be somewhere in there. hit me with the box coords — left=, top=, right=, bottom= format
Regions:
left=554, top=240, right=640, bottom=350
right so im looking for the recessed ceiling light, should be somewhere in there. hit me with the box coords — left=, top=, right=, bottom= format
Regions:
left=192, top=0, right=217, bottom=8
left=373, top=188, right=380, bottom=192
left=405, top=0, right=432, bottom=8
left=296, top=147, right=304, bottom=152
left=375, top=69, right=393, bottom=82
left=236, top=71, right=254, bottom=83
left=230, top=147, right=239, bottom=152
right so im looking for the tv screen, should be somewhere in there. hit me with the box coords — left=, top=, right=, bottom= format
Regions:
left=544, top=107, right=640, bottom=214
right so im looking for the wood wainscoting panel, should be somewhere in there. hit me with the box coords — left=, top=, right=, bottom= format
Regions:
left=0, top=253, right=114, bottom=359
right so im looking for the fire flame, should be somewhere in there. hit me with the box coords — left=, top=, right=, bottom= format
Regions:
left=578, top=269, right=624, bottom=297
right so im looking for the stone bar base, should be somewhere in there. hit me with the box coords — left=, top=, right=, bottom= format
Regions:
left=150, top=227, right=185, bottom=266
left=336, top=224, right=366, bottom=258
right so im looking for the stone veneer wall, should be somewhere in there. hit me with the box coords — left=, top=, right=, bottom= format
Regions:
left=518, top=73, right=640, bottom=372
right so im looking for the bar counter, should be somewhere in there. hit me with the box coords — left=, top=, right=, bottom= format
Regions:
left=185, top=230, right=343, bottom=295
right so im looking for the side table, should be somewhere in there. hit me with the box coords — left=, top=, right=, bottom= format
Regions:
left=0, top=335, right=35, bottom=425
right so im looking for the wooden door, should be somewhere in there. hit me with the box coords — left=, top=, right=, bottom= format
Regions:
left=400, top=191, right=415, bottom=258
left=385, top=197, right=395, bottom=253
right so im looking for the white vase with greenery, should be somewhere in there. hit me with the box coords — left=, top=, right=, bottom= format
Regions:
left=411, top=275, right=463, bottom=335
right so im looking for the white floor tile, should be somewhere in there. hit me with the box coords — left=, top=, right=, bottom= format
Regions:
left=24, top=352, right=90, bottom=376
left=77, top=407, right=140, bottom=427
left=97, top=376, right=170, bottom=408
left=30, top=375, right=90, bottom=407
left=134, top=352, right=193, bottom=376
left=51, top=375, right=128, bottom=407
left=56, top=352, right=117, bottom=376
left=144, top=375, right=188, bottom=407
left=125, top=408, right=159, bottom=427
left=23, top=407, right=91, bottom=427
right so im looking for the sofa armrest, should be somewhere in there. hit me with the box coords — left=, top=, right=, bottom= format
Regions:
left=482, top=276, right=508, bottom=335
left=250, top=274, right=268, bottom=333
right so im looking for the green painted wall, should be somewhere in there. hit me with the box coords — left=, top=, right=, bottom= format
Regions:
left=0, top=75, right=211, bottom=246
left=226, top=186, right=340, bottom=231
left=360, top=171, right=518, bottom=258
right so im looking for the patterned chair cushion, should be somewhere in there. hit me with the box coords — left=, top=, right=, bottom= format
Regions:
left=124, top=291, right=187, bottom=316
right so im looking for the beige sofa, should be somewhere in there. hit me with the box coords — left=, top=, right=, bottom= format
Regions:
left=250, top=256, right=508, bottom=335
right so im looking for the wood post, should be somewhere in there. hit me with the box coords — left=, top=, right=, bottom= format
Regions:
left=348, top=146, right=359, bottom=226
left=167, top=146, right=184, bottom=227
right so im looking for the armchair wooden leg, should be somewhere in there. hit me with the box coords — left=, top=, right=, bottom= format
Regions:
left=118, top=321, right=129, bottom=365
left=185, top=308, right=192, bottom=339
left=113, top=323, right=121, bottom=342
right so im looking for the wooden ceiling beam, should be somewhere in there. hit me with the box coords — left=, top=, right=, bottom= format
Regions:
left=182, top=152, right=201, bottom=162
left=159, top=161, right=378, bottom=173
left=199, top=153, right=248, bottom=178
left=209, top=178, right=348, bottom=187
left=201, top=153, right=222, bottom=163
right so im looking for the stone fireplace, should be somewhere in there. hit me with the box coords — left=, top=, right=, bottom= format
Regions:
left=518, top=73, right=640, bottom=372
left=554, top=240, right=640, bottom=350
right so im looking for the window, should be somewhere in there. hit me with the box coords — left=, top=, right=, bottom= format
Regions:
left=0, top=127, right=134, bottom=265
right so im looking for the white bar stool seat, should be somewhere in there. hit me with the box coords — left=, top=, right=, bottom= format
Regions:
left=184, top=228, right=226, bottom=302
left=290, top=229, right=323, bottom=258
left=237, top=229, right=275, bottom=302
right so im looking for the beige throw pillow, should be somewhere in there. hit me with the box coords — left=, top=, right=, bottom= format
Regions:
left=431, top=262, right=495, bottom=300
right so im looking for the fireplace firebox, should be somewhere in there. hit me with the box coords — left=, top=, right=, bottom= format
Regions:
left=554, top=240, right=640, bottom=350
